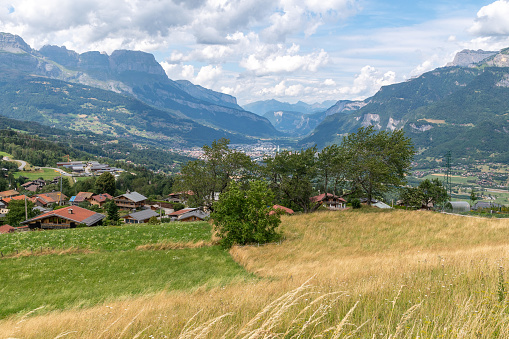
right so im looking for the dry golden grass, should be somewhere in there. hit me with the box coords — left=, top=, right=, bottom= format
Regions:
left=135, top=240, right=212, bottom=251
left=4, top=209, right=509, bottom=338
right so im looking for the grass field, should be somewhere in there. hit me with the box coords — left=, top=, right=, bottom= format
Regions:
left=2, top=209, right=509, bottom=338
left=14, top=167, right=61, bottom=180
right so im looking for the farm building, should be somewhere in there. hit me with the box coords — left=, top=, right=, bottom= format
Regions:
left=310, top=193, right=346, bottom=210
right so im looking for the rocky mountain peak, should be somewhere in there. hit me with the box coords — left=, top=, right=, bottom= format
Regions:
left=109, top=50, right=166, bottom=76
left=0, top=32, right=32, bottom=53
left=447, top=49, right=497, bottom=67
left=39, top=45, right=79, bottom=68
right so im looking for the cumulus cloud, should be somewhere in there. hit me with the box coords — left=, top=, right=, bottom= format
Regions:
left=240, top=44, right=329, bottom=75
left=338, top=66, right=396, bottom=97
left=469, top=0, right=509, bottom=37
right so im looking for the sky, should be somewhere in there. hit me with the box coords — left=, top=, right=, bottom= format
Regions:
left=1, top=0, right=509, bottom=106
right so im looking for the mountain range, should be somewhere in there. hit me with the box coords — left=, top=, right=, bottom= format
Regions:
left=0, top=32, right=279, bottom=147
left=1, top=31, right=509, bottom=163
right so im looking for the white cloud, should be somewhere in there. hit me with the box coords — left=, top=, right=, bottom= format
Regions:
left=240, top=44, right=329, bottom=75
left=469, top=0, right=509, bottom=37
left=338, top=66, right=396, bottom=97
left=324, top=79, right=336, bottom=86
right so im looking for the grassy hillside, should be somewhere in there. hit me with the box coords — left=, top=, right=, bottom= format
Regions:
left=3, top=210, right=509, bottom=337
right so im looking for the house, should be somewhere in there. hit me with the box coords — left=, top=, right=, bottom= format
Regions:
left=21, top=206, right=105, bottom=229
left=0, top=200, right=8, bottom=214
left=310, top=193, right=346, bottom=210
left=0, top=189, right=19, bottom=199
left=0, top=224, right=15, bottom=234
left=70, top=192, right=94, bottom=205
left=3, top=195, right=29, bottom=205
left=32, top=192, right=68, bottom=207
left=21, top=179, right=47, bottom=192
left=114, top=191, right=147, bottom=209
left=167, top=191, right=194, bottom=204
left=270, top=205, right=294, bottom=215
left=90, top=193, right=113, bottom=207
left=122, top=209, right=159, bottom=224
left=168, top=208, right=209, bottom=222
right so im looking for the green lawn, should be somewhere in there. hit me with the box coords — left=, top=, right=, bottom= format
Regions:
left=14, top=168, right=61, bottom=180
left=0, top=222, right=212, bottom=255
left=0, top=221, right=254, bottom=318
left=0, top=247, right=253, bottom=318
left=0, top=151, right=12, bottom=158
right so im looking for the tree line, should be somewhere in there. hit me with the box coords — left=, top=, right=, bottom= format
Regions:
left=176, top=127, right=418, bottom=213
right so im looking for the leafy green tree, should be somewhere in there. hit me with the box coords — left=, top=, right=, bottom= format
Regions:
left=0, top=177, right=8, bottom=191
left=264, top=147, right=318, bottom=213
left=95, top=172, right=116, bottom=195
left=342, top=127, right=414, bottom=205
left=212, top=180, right=281, bottom=249
left=470, top=188, right=479, bottom=207
left=148, top=216, right=160, bottom=225
left=176, top=138, right=255, bottom=211
left=6, top=199, right=36, bottom=227
left=105, top=200, right=120, bottom=225
left=399, top=179, right=448, bottom=209
left=317, top=144, right=347, bottom=196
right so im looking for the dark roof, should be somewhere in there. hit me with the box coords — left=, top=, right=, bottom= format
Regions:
left=22, top=206, right=105, bottom=226
left=473, top=201, right=503, bottom=209
left=124, top=209, right=159, bottom=221
left=74, top=192, right=94, bottom=202
left=118, top=191, right=147, bottom=203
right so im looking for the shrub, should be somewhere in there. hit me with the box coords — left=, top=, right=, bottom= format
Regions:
left=351, top=198, right=361, bottom=209
left=212, top=180, right=281, bottom=249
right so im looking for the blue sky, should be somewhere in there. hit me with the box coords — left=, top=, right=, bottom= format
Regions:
left=0, top=0, right=508, bottom=105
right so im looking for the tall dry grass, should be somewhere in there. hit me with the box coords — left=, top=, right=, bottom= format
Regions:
left=3, top=209, right=509, bottom=338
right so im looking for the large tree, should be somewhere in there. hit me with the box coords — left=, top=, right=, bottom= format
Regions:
left=400, top=178, right=448, bottom=209
left=176, top=138, right=255, bottom=210
left=316, top=144, right=347, bottom=196
left=6, top=199, right=36, bottom=227
left=342, top=127, right=414, bottom=205
left=264, top=147, right=319, bottom=213
left=95, top=172, right=116, bottom=196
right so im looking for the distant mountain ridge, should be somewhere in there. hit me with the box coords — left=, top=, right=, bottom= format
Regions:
left=301, top=48, right=509, bottom=162
left=0, top=32, right=278, bottom=141
left=243, top=99, right=336, bottom=116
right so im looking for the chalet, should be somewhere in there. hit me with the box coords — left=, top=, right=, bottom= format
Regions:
left=168, top=208, right=209, bottom=222
left=21, top=206, right=105, bottom=229
left=21, top=179, right=46, bottom=192
left=0, top=200, right=8, bottom=214
left=167, top=191, right=194, bottom=204
left=3, top=195, right=29, bottom=206
left=90, top=193, right=113, bottom=207
left=0, top=224, right=15, bottom=234
left=122, top=209, right=159, bottom=224
left=70, top=192, right=94, bottom=205
left=114, top=191, right=147, bottom=210
left=310, top=193, right=346, bottom=210
left=0, top=189, right=19, bottom=199
left=32, top=192, right=68, bottom=207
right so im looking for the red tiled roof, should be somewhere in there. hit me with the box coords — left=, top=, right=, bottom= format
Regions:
left=0, top=190, right=19, bottom=198
left=0, top=224, right=15, bottom=234
left=24, top=206, right=99, bottom=224
left=169, top=208, right=197, bottom=216
left=74, top=192, right=94, bottom=202
left=92, top=193, right=113, bottom=203
left=3, top=195, right=29, bottom=204
left=310, top=193, right=346, bottom=203
left=271, top=205, right=294, bottom=215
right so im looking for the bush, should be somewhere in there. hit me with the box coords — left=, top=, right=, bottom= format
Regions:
left=212, top=180, right=281, bottom=249
left=148, top=216, right=160, bottom=225
left=351, top=198, right=361, bottom=209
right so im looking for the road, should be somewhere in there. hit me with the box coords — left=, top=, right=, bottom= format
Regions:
left=2, top=156, right=27, bottom=171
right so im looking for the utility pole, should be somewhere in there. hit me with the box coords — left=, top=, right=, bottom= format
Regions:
left=24, top=194, right=28, bottom=220
left=445, top=151, right=452, bottom=201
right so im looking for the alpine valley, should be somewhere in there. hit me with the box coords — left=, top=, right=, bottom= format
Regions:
left=1, top=31, right=509, bottom=163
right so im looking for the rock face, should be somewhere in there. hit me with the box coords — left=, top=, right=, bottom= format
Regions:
left=484, top=48, right=509, bottom=67
left=324, top=100, right=366, bottom=116
left=175, top=80, right=242, bottom=110
left=0, top=32, right=32, bottom=53
left=39, top=45, right=79, bottom=68
left=109, top=50, right=167, bottom=76
left=446, top=49, right=497, bottom=67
